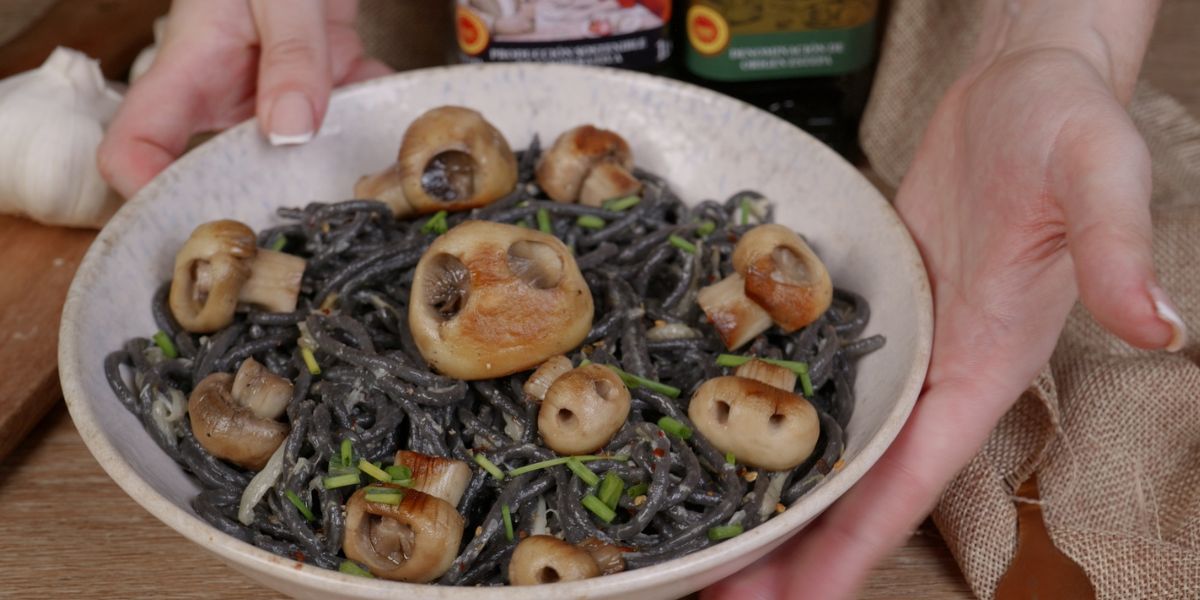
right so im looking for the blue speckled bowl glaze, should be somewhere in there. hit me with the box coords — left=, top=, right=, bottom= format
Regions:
left=60, top=64, right=931, bottom=600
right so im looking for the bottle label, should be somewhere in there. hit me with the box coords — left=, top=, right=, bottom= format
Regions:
left=457, top=1, right=672, bottom=69
left=686, top=0, right=877, bottom=81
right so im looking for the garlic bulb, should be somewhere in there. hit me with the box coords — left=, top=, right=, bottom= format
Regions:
left=129, top=17, right=166, bottom=84
left=0, top=47, right=123, bottom=228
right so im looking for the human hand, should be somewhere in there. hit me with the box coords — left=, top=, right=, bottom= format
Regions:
left=98, top=0, right=391, bottom=198
left=703, top=4, right=1185, bottom=600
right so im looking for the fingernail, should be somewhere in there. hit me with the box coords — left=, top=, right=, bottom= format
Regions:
left=1150, top=284, right=1188, bottom=352
left=267, top=91, right=314, bottom=146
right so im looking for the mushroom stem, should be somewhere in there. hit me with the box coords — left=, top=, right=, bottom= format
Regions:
left=523, top=355, right=573, bottom=402
left=393, top=450, right=472, bottom=507
left=232, top=357, right=292, bottom=420
left=734, top=359, right=796, bottom=393
left=697, top=274, right=773, bottom=350
left=235, top=248, right=307, bottom=313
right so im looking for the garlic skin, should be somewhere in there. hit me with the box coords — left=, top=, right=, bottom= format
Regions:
left=0, top=47, right=123, bottom=228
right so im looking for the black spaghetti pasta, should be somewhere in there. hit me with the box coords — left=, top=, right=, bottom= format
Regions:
left=104, top=138, right=884, bottom=585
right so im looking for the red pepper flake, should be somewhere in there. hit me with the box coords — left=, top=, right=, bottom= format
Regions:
left=292, top=550, right=305, bottom=562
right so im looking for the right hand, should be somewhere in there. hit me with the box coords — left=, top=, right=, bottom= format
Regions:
left=98, top=0, right=391, bottom=199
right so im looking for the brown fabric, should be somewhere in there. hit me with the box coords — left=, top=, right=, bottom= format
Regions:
left=860, top=1, right=1200, bottom=599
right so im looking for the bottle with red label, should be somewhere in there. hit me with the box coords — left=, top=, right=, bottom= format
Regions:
left=455, top=0, right=675, bottom=71
left=681, top=0, right=881, bottom=159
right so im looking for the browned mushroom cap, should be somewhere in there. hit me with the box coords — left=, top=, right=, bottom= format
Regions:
left=408, top=221, right=594, bottom=380
left=354, top=106, right=517, bottom=217
left=393, top=450, right=472, bottom=507
left=508, top=535, right=601, bottom=585
left=697, top=273, right=773, bottom=350
left=732, top=224, right=832, bottom=332
left=343, top=486, right=465, bottom=582
left=169, top=220, right=306, bottom=333
left=187, top=371, right=289, bottom=471
left=231, top=357, right=292, bottom=420
left=688, top=376, right=818, bottom=471
left=538, top=364, right=631, bottom=455
left=536, top=125, right=642, bottom=206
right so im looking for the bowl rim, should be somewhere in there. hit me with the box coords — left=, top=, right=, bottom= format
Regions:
left=60, top=62, right=932, bottom=597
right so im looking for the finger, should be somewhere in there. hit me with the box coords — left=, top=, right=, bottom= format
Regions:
left=1052, top=101, right=1186, bottom=351
left=704, top=376, right=1014, bottom=600
left=250, top=0, right=332, bottom=146
left=97, top=66, right=206, bottom=198
left=340, top=56, right=393, bottom=84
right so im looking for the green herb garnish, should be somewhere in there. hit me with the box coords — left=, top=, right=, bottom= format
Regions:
left=285, top=490, right=315, bottom=522
left=151, top=331, right=177, bottom=359
left=668, top=234, right=697, bottom=254
left=339, top=560, right=374, bottom=578
left=536, top=208, right=552, bottom=234
left=708, top=524, right=744, bottom=541
left=474, top=453, right=505, bottom=481
left=657, top=416, right=693, bottom=440
left=420, top=210, right=449, bottom=235
left=576, top=215, right=606, bottom=229
left=603, top=195, right=640, bottom=212
left=502, top=503, right=515, bottom=542
left=598, top=472, right=624, bottom=510
left=581, top=494, right=617, bottom=523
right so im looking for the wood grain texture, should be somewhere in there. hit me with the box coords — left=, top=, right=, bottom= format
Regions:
left=0, top=217, right=95, bottom=461
left=0, top=0, right=169, bottom=80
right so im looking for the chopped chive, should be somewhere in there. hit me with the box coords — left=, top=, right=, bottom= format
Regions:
left=301, top=347, right=321, bottom=375
left=517, top=219, right=531, bottom=229
left=725, top=451, right=736, bottom=466
left=536, top=208, right=552, bottom=234
left=517, top=200, right=530, bottom=208
left=657, top=416, right=693, bottom=440
left=420, top=210, right=449, bottom=235
left=603, top=364, right=681, bottom=398
left=151, top=331, right=178, bottom=359
left=339, top=560, right=374, bottom=578
left=322, top=472, right=361, bottom=490
left=506, top=455, right=622, bottom=477
left=576, top=215, right=606, bottom=229
left=268, top=235, right=288, bottom=252
left=799, top=368, right=814, bottom=397
left=598, top=472, right=624, bottom=510
left=625, top=482, right=649, bottom=498
left=603, top=195, right=641, bottom=212
left=285, top=490, right=315, bottom=522
left=696, top=220, right=716, bottom=237
left=364, top=487, right=403, bottom=505
left=327, top=464, right=357, bottom=477
left=716, top=354, right=809, bottom=377
left=708, top=524, right=745, bottom=541
left=566, top=458, right=600, bottom=487
left=385, top=465, right=411, bottom=481
left=581, top=494, right=617, bottom=523
left=358, top=458, right=391, bottom=482
left=739, top=198, right=753, bottom=225
left=474, top=453, right=505, bottom=481
left=668, top=234, right=697, bottom=254
left=502, top=503, right=515, bottom=542
left=340, top=439, right=353, bottom=467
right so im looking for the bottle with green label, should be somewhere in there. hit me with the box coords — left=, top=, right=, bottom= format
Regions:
left=681, top=0, right=881, bottom=159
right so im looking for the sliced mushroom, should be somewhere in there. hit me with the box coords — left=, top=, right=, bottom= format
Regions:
left=688, top=376, right=818, bottom=471
left=187, top=371, right=289, bottom=471
left=536, top=125, right=642, bottom=206
left=343, top=486, right=465, bottom=582
left=522, top=355, right=573, bottom=402
left=231, top=357, right=293, bottom=420
left=538, top=364, right=630, bottom=455
left=393, top=450, right=472, bottom=507
left=508, top=535, right=601, bottom=585
left=732, top=224, right=832, bottom=332
left=408, top=221, right=594, bottom=380
left=169, top=220, right=306, bottom=333
left=697, top=273, right=774, bottom=350
left=354, top=106, right=517, bottom=217
left=734, top=359, right=796, bottom=392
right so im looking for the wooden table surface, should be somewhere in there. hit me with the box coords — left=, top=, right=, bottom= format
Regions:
left=1, top=1, right=1196, bottom=598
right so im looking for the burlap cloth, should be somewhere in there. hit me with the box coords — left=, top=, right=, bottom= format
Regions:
left=860, top=1, right=1200, bottom=598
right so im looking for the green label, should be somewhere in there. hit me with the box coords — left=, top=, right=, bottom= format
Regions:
left=688, top=20, right=875, bottom=80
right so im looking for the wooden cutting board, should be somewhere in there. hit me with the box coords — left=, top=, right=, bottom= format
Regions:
left=0, top=217, right=95, bottom=460
left=0, top=0, right=169, bottom=461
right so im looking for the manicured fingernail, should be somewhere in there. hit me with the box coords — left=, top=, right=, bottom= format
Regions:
left=268, top=91, right=314, bottom=146
left=1150, top=284, right=1187, bottom=352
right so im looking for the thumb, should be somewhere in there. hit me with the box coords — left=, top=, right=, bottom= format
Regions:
left=250, top=0, right=332, bottom=146
left=1053, top=101, right=1187, bottom=351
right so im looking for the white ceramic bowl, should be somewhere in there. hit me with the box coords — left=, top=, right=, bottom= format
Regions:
left=60, top=64, right=931, bottom=599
